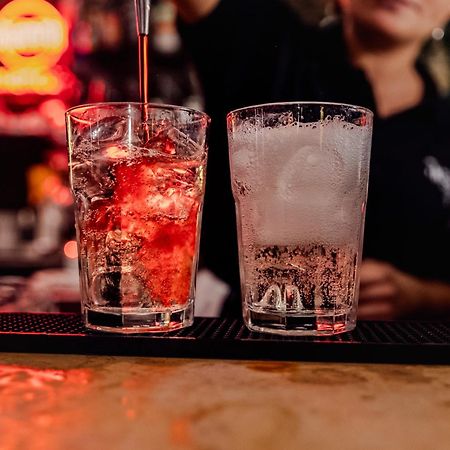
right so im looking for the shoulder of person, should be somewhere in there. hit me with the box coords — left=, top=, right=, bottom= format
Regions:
left=433, top=95, right=450, bottom=132
left=437, top=94, right=450, bottom=113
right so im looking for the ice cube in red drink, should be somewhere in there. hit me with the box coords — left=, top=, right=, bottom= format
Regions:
left=113, top=154, right=201, bottom=306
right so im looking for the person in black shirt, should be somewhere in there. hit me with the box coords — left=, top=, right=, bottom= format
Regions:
left=176, top=0, right=450, bottom=319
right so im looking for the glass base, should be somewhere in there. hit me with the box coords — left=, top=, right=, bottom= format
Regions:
left=244, top=307, right=355, bottom=336
left=84, top=301, right=194, bottom=334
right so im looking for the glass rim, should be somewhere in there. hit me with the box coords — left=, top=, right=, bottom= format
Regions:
left=227, top=101, right=374, bottom=119
left=66, top=101, right=211, bottom=123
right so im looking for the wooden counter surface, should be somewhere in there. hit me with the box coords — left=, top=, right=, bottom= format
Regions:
left=0, top=353, right=449, bottom=450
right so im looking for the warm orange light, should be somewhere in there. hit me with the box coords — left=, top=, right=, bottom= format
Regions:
left=0, top=66, right=62, bottom=94
left=0, top=0, right=68, bottom=69
left=63, top=240, right=78, bottom=259
left=39, top=98, right=66, bottom=128
left=0, top=0, right=69, bottom=95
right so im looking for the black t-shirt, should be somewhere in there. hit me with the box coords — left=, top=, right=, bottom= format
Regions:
left=180, top=0, right=450, bottom=289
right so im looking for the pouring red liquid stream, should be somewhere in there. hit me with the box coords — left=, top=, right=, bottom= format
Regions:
left=138, top=34, right=149, bottom=104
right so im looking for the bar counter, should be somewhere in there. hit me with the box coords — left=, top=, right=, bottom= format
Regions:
left=1, top=353, right=449, bottom=449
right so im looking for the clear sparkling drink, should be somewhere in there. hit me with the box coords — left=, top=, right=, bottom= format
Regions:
left=243, top=243, right=358, bottom=333
left=228, top=103, right=373, bottom=335
left=67, top=104, right=209, bottom=333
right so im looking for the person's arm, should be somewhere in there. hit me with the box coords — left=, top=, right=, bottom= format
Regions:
left=358, top=259, right=450, bottom=320
left=175, top=0, right=219, bottom=23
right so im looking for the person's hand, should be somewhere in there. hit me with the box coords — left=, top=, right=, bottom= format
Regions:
left=358, top=259, right=425, bottom=320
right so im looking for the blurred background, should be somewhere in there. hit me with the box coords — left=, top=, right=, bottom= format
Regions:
left=0, top=0, right=448, bottom=313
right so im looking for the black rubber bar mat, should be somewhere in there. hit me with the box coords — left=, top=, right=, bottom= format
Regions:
left=0, top=313, right=449, bottom=364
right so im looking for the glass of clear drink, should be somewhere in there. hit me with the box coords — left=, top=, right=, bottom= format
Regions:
left=66, top=103, right=209, bottom=333
left=228, top=102, right=373, bottom=335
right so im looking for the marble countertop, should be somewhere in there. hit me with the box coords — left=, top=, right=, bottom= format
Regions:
left=0, top=353, right=449, bottom=450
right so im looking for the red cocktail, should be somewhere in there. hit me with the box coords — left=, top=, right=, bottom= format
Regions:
left=66, top=103, right=209, bottom=332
